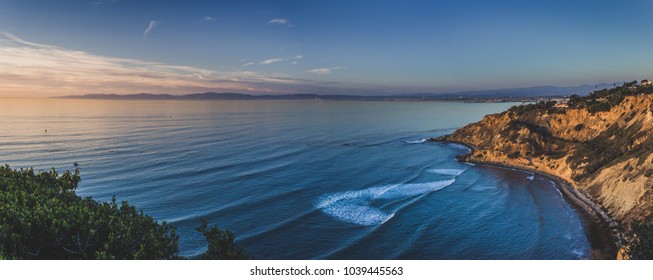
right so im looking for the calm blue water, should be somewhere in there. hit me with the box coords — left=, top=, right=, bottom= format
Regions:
left=0, top=99, right=591, bottom=259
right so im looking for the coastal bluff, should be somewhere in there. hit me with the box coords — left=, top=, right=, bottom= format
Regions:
left=433, top=84, right=653, bottom=258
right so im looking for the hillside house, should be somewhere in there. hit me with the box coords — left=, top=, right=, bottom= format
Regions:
left=553, top=102, right=569, bottom=108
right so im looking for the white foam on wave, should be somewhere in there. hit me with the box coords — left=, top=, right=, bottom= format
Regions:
left=563, top=233, right=572, bottom=240
left=380, top=180, right=456, bottom=199
left=571, top=248, right=587, bottom=259
left=428, top=168, right=466, bottom=176
left=316, top=179, right=455, bottom=226
left=527, top=175, right=534, bottom=181
left=320, top=202, right=395, bottom=226
left=405, top=138, right=427, bottom=144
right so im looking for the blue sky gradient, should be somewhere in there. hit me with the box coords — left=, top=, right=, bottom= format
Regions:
left=1, top=0, right=653, bottom=96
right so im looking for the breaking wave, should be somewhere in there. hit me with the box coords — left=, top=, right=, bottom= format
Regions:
left=428, top=168, right=466, bottom=176
left=405, top=138, right=428, bottom=144
left=316, top=179, right=455, bottom=226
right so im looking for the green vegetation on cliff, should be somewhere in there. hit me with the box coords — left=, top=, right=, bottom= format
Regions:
left=503, top=81, right=653, bottom=181
left=509, top=80, right=653, bottom=117
left=440, top=79, right=653, bottom=259
left=0, top=165, right=249, bottom=260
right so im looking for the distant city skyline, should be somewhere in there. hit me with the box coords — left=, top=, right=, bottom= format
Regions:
left=2, top=0, right=653, bottom=97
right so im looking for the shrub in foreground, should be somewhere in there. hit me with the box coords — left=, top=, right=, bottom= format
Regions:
left=0, top=165, right=248, bottom=260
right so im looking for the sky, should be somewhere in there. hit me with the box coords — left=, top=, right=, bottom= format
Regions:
left=2, top=0, right=653, bottom=97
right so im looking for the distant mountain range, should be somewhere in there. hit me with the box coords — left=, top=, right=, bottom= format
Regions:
left=57, top=92, right=378, bottom=101
left=57, top=83, right=618, bottom=101
left=409, top=83, right=616, bottom=98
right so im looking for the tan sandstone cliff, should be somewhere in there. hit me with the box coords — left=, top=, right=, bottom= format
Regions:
left=437, top=94, right=653, bottom=227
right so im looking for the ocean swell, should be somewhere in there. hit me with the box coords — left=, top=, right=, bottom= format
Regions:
left=316, top=179, right=455, bottom=226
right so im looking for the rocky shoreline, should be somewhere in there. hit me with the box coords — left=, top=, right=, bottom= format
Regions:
left=429, top=137, right=621, bottom=259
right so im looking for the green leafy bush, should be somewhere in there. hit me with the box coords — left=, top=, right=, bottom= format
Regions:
left=196, top=219, right=250, bottom=260
left=0, top=165, right=248, bottom=260
left=588, top=102, right=610, bottom=114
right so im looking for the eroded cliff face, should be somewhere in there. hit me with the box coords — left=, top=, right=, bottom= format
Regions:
left=440, top=95, right=653, bottom=225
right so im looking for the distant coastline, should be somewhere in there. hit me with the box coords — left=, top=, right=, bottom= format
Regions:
left=53, top=83, right=615, bottom=103
left=55, top=92, right=562, bottom=103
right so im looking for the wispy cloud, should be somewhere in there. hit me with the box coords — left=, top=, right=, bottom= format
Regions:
left=143, top=20, right=159, bottom=37
left=307, top=68, right=333, bottom=75
left=91, top=0, right=119, bottom=9
left=257, top=55, right=302, bottom=66
left=290, top=55, right=302, bottom=64
left=259, top=58, right=284, bottom=65
left=0, top=32, right=326, bottom=97
left=269, top=18, right=294, bottom=27
left=269, top=18, right=288, bottom=24
left=1, top=32, right=54, bottom=48
left=242, top=62, right=255, bottom=67
left=203, top=16, right=215, bottom=22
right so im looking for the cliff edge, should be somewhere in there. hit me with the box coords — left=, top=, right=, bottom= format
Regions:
left=434, top=82, right=653, bottom=258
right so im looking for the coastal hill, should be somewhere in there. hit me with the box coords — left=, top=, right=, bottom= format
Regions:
left=434, top=80, right=653, bottom=258
left=56, top=83, right=614, bottom=102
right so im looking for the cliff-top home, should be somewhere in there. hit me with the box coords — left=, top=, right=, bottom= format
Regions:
left=553, top=102, right=569, bottom=108
left=641, top=79, right=652, bottom=86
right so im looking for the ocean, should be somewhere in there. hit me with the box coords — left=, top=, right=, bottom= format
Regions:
left=0, top=98, right=591, bottom=259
